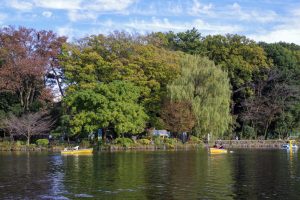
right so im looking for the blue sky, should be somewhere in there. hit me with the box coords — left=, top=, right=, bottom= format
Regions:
left=0, top=0, right=300, bottom=44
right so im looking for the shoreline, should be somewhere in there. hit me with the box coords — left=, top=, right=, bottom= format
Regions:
left=0, top=140, right=299, bottom=152
left=0, top=143, right=202, bottom=152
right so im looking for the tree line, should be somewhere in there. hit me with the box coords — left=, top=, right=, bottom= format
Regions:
left=0, top=26, right=299, bottom=144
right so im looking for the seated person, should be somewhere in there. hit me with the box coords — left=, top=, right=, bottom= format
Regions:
left=213, top=142, right=218, bottom=148
left=73, top=146, right=79, bottom=150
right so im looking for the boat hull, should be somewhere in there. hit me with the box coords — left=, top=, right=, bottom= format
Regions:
left=61, top=148, right=93, bottom=155
left=209, top=148, right=227, bottom=154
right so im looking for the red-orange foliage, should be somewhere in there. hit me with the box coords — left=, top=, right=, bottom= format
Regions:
left=0, top=26, right=66, bottom=111
left=161, top=100, right=196, bottom=133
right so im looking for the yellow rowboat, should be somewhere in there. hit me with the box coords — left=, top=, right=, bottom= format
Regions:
left=209, top=148, right=228, bottom=154
left=61, top=148, right=93, bottom=155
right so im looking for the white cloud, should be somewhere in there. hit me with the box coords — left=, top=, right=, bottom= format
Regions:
left=247, top=6, right=300, bottom=44
left=6, top=0, right=137, bottom=22
left=42, top=11, right=52, bottom=18
left=57, top=25, right=76, bottom=38
left=189, top=0, right=213, bottom=16
left=68, top=10, right=98, bottom=22
left=119, top=17, right=243, bottom=35
left=193, top=19, right=242, bottom=34
left=168, top=4, right=183, bottom=15
left=7, top=0, right=137, bottom=12
left=82, top=0, right=137, bottom=12
left=6, top=0, right=33, bottom=10
left=229, top=2, right=277, bottom=23
left=33, top=0, right=82, bottom=10
left=249, top=18, right=300, bottom=44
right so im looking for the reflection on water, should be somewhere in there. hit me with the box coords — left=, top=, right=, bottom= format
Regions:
left=0, top=149, right=300, bottom=199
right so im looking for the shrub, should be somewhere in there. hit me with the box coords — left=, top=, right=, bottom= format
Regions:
left=137, top=139, right=151, bottom=145
left=36, top=139, right=49, bottom=147
left=29, top=144, right=37, bottom=148
left=165, top=143, right=175, bottom=149
left=15, top=141, right=26, bottom=146
left=242, top=125, right=256, bottom=139
left=0, top=141, right=12, bottom=148
left=164, top=138, right=177, bottom=145
left=115, top=137, right=134, bottom=147
left=154, top=137, right=164, bottom=145
left=80, top=139, right=91, bottom=148
left=188, top=135, right=202, bottom=144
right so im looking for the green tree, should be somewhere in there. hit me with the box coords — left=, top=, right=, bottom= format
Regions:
left=157, top=30, right=270, bottom=133
left=61, top=32, right=181, bottom=127
left=64, top=81, right=148, bottom=139
left=168, top=55, right=231, bottom=138
left=258, top=42, right=300, bottom=138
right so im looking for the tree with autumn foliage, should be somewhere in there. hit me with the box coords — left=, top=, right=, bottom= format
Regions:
left=161, top=100, right=196, bottom=134
left=0, top=26, right=66, bottom=114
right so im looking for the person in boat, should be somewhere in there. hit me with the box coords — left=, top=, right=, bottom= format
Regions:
left=213, top=142, right=218, bottom=148
left=73, top=146, right=79, bottom=150
left=219, top=143, right=224, bottom=149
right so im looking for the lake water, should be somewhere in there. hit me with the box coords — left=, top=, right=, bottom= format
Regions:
left=0, top=149, right=299, bottom=199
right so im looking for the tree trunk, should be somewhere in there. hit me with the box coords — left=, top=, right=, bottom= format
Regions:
left=20, top=90, right=24, bottom=109
left=102, top=128, right=107, bottom=144
left=27, top=136, right=30, bottom=145
left=264, top=121, right=270, bottom=140
left=51, top=66, right=64, bottom=97
left=25, top=87, right=32, bottom=111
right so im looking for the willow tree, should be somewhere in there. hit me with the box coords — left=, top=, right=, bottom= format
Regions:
left=168, top=55, right=231, bottom=138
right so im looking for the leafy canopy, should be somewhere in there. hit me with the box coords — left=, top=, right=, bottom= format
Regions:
left=168, top=55, right=232, bottom=138
left=64, top=81, right=148, bottom=137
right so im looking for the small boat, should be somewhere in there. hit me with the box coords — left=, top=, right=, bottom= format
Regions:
left=282, top=140, right=298, bottom=150
left=282, top=144, right=298, bottom=150
left=61, top=148, right=93, bottom=155
left=209, top=148, right=228, bottom=154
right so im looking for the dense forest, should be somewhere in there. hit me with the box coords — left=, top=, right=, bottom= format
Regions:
left=0, top=26, right=299, bottom=144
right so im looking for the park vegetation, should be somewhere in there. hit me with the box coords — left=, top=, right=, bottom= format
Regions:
left=0, top=26, right=299, bottom=149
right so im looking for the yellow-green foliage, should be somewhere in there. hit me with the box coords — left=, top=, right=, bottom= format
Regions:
left=164, top=138, right=178, bottom=145
left=115, top=137, right=134, bottom=147
left=36, top=139, right=49, bottom=147
left=137, top=139, right=151, bottom=145
left=80, top=139, right=91, bottom=148
left=188, top=135, right=202, bottom=144
left=154, top=137, right=164, bottom=145
left=168, top=55, right=232, bottom=138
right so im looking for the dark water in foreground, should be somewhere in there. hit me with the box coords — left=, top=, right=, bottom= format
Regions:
left=0, top=149, right=300, bottom=200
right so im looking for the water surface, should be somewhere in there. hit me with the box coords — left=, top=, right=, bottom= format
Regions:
left=0, top=149, right=299, bottom=199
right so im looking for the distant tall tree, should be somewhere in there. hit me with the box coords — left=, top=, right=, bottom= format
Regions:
left=0, top=26, right=66, bottom=112
left=242, top=69, right=299, bottom=139
left=161, top=100, right=196, bottom=134
left=150, top=28, right=205, bottom=54
left=168, top=55, right=232, bottom=138
left=254, top=43, right=300, bottom=138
